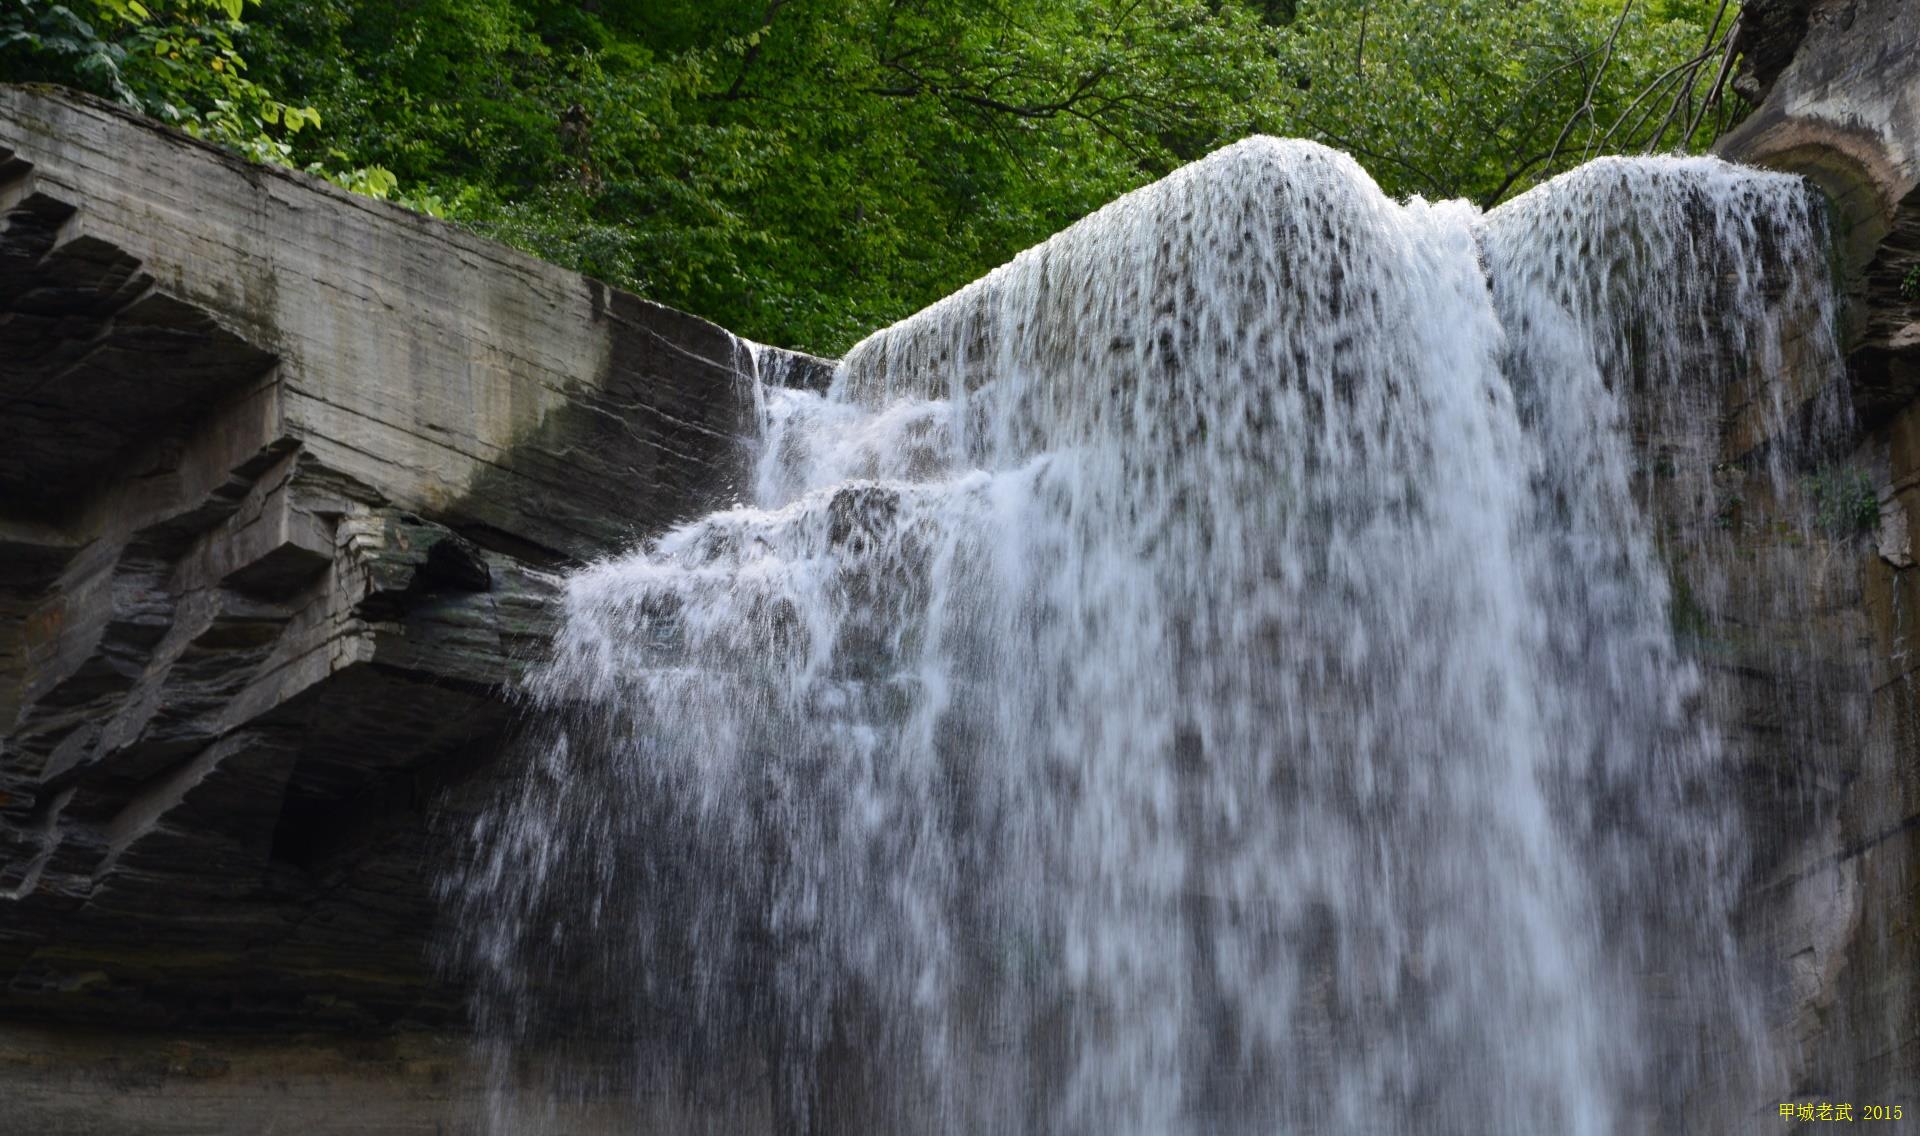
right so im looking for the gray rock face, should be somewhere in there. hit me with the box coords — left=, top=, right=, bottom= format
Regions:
left=0, top=84, right=828, bottom=1061
left=1716, top=2, right=1920, bottom=1115
left=1721, top=0, right=1920, bottom=420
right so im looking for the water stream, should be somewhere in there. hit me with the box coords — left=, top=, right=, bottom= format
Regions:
left=446, top=139, right=1845, bottom=1134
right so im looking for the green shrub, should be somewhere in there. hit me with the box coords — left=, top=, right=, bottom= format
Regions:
left=1806, top=466, right=1879, bottom=536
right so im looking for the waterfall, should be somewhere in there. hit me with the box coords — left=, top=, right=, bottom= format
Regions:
left=445, top=138, right=1844, bottom=1135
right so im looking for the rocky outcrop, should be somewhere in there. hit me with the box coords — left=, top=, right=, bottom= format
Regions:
left=1721, top=0, right=1920, bottom=420
left=1716, top=0, right=1920, bottom=1115
left=0, top=80, right=827, bottom=1073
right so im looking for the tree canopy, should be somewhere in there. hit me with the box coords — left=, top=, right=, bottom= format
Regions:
left=1, top=0, right=1745, bottom=354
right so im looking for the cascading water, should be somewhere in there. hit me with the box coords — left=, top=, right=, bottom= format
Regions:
left=445, top=138, right=1846, bottom=1134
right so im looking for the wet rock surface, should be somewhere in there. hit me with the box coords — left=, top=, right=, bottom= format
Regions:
left=0, top=85, right=827, bottom=1068
left=1716, top=4, right=1920, bottom=1115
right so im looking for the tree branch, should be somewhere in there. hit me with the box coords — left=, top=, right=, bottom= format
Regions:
left=719, top=0, right=792, bottom=101
left=1544, top=0, right=1632, bottom=174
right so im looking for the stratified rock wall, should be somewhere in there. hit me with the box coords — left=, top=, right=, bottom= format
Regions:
left=1718, top=0, right=1919, bottom=1116
left=0, top=83, right=825, bottom=1105
left=1722, top=0, right=1920, bottom=417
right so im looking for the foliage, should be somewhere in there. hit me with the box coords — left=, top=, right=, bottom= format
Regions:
left=0, top=0, right=398, bottom=190
left=3, top=0, right=1746, bottom=354
left=236, top=0, right=1285, bottom=351
left=1270, top=0, right=1744, bottom=205
left=1806, top=466, right=1880, bottom=537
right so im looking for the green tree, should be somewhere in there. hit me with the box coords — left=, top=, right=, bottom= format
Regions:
left=0, top=0, right=403, bottom=190
left=4, top=0, right=1748, bottom=354
left=1267, top=0, right=1743, bottom=205
left=242, top=0, right=1283, bottom=351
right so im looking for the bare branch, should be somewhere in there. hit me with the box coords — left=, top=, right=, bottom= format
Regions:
left=1544, top=0, right=1633, bottom=174
left=1681, top=11, right=1741, bottom=143
left=1355, top=1, right=1371, bottom=73
left=1647, top=0, right=1733, bottom=152
left=1587, top=35, right=1726, bottom=156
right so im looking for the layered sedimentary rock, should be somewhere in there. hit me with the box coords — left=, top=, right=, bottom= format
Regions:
left=1724, top=0, right=1920, bottom=417
left=0, top=83, right=825, bottom=1072
left=1717, top=0, right=1920, bottom=1109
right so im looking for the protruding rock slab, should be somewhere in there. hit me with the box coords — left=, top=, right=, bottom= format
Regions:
left=1720, top=0, right=1920, bottom=421
left=1718, top=2, right=1920, bottom=1113
left=0, top=83, right=829, bottom=1049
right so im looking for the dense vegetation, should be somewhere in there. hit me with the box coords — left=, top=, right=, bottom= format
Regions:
left=1, top=0, right=1743, bottom=353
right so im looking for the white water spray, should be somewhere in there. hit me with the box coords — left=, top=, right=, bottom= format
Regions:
left=448, top=139, right=1844, bottom=1135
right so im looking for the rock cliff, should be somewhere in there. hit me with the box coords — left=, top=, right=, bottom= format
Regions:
left=1716, top=0, right=1919, bottom=1115
left=0, top=83, right=826, bottom=1129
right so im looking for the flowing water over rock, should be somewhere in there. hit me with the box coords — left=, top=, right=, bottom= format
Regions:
left=445, top=139, right=1846, bottom=1134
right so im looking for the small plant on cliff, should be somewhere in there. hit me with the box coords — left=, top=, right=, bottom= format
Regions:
left=1901, top=264, right=1920, bottom=302
left=1806, top=466, right=1880, bottom=537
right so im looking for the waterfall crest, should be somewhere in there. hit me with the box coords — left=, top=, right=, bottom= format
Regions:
left=446, top=139, right=1844, bottom=1135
